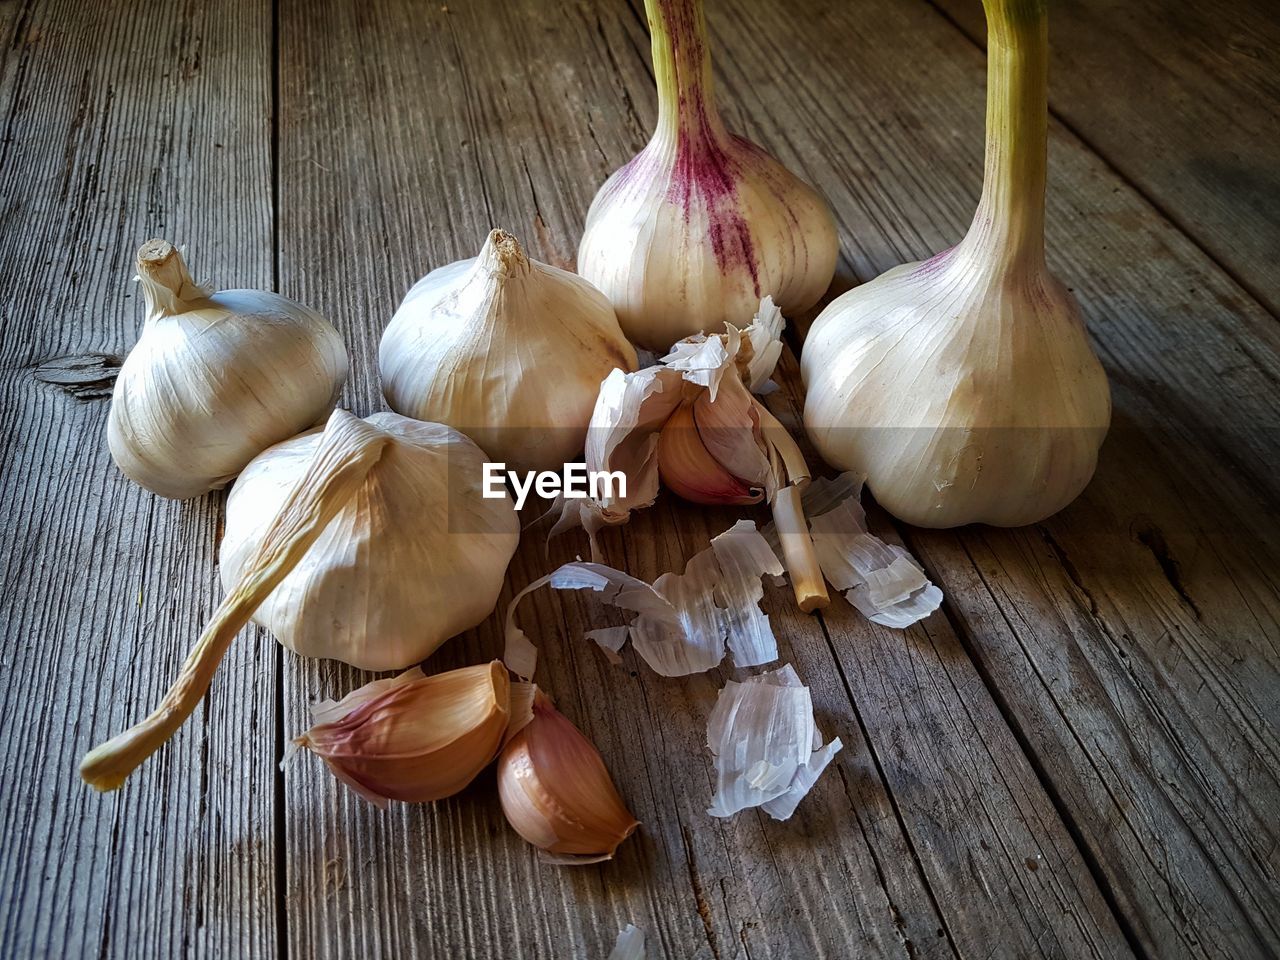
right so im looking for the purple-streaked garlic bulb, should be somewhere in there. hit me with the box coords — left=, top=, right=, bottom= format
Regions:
left=577, top=0, right=838, bottom=351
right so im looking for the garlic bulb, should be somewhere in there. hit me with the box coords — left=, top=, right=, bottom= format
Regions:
left=108, top=239, right=348, bottom=499
left=296, top=662, right=511, bottom=805
left=380, top=230, right=637, bottom=474
left=577, top=0, right=838, bottom=350
left=552, top=303, right=829, bottom=611
left=802, top=0, right=1110, bottom=527
left=497, top=689, right=639, bottom=862
left=80, top=410, right=518, bottom=791
left=220, top=411, right=520, bottom=671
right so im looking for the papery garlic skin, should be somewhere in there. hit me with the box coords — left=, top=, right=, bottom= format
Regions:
left=297, top=662, right=510, bottom=805
left=802, top=0, right=1110, bottom=528
left=219, top=412, right=520, bottom=671
left=497, top=691, right=638, bottom=860
left=577, top=0, right=838, bottom=350
left=380, top=230, right=637, bottom=474
left=108, top=239, right=348, bottom=499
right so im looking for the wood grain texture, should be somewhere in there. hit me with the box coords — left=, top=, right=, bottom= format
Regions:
left=275, top=0, right=1130, bottom=957
left=4, top=0, right=1279, bottom=957
left=691, top=0, right=1280, bottom=956
left=0, top=1, right=278, bottom=959
left=932, top=0, right=1280, bottom=314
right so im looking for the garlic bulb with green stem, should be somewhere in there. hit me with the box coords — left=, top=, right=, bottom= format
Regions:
left=108, top=239, right=348, bottom=499
left=802, top=0, right=1110, bottom=528
left=577, top=0, right=838, bottom=351
left=380, top=230, right=637, bottom=475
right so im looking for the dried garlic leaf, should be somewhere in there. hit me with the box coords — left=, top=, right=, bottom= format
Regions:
left=586, top=367, right=686, bottom=515
left=585, top=626, right=630, bottom=665
left=808, top=493, right=943, bottom=628
left=710, top=519, right=785, bottom=668
left=504, top=521, right=784, bottom=679
left=660, top=324, right=740, bottom=400
left=759, top=734, right=843, bottom=821
left=743, top=296, right=785, bottom=393
left=629, top=548, right=726, bottom=676
left=706, top=665, right=840, bottom=820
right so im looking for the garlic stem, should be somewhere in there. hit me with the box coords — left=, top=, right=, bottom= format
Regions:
left=136, top=239, right=210, bottom=318
left=957, top=0, right=1049, bottom=272
left=647, top=0, right=724, bottom=143
left=477, top=228, right=532, bottom=279
left=80, top=411, right=390, bottom=791
left=771, top=485, right=828, bottom=613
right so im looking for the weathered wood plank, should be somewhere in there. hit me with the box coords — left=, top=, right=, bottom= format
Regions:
left=692, top=0, right=1280, bottom=955
left=0, top=1, right=278, bottom=958
left=277, top=0, right=1132, bottom=956
left=932, top=0, right=1280, bottom=315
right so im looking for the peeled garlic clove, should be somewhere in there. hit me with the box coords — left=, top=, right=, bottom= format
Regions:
left=219, top=412, right=520, bottom=671
left=379, top=229, right=637, bottom=474
left=108, top=239, right=348, bottom=499
left=577, top=0, right=838, bottom=350
left=497, top=691, right=638, bottom=860
left=656, top=400, right=762, bottom=505
left=802, top=0, right=1110, bottom=528
left=296, top=662, right=510, bottom=806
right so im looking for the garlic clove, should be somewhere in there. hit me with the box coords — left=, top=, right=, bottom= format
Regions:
left=497, top=690, right=639, bottom=860
left=656, top=400, right=762, bottom=505
left=553, top=305, right=828, bottom=611
left=109, top=239, right=349, bottom=499
left=296, top=661, right=511, bottom=806
left=689, top=376, right=774, bottom=496
left=379, top=229, right=637, bottom=475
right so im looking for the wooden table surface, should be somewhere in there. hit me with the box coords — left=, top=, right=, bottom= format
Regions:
left=2, top=0, right=1278, bottom=957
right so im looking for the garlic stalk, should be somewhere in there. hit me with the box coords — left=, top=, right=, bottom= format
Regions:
left=577, top=0, right=838, bottom=350
left=802, top=0, right=1110, bottom=527
left=219, top=412, right=521, bottom=671
left=497, top=689, right=639, bottom=862
left=295, top=662, right=511, bottom=805
left=80, top=410, right=519, bottom=791
left=380, top=230, right=637, bottom=474
left=108, top=240, right=348, bottom=499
